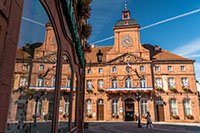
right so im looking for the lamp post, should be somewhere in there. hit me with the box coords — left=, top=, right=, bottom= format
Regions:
left=135, top=93, right=142, bottom=128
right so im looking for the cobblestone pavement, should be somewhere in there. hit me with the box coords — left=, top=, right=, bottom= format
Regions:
left=84, top=122, right=200, bottom=133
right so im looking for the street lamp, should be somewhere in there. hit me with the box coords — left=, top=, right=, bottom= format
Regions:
left=135, top=93, right=142, bottom=128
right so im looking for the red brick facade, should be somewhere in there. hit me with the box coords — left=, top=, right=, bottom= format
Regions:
left=7, top=7, right=200, bottom=126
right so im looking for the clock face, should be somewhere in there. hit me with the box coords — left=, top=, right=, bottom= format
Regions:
left=121, top=36, right=133, bottom=47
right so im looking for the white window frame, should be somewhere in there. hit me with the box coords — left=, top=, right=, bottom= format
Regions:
left=86, top=80, right=92, bottom=89
left=97, top=79, right=104, bottom=89
left=66, top=78, right=71, bottom=88
left=19, top=77, right=27, bottom=87
left=181, top=66, right=185, bottom=71
left=140, top=78, right=146, bottom=88
left=155, top=78, right=162, bottom=88
left=155, top=66, right=160, bottom=71
left=141, top=98, right=148, bottom=116
left=23, top=65, right=28, bottom=70
left=112, top=79, right=118, bottom=88
left=168, top=78, right=175, bottom=88
left=183, top=99, right=192, bottom=115
left=33, top=100, right=42, bottom=115
left=170, top=99, right=178, bottom=115
left=125, top=77, right=132, bottom=88
left=112, top=99, right=118, bottom=115
left=37, top=77, right=44, bottom=87
left=86, top=99, right=92, bottom=115
left=52, top=76, right=56, bottom=87
left=64, top=98, right=70, bottom=114
left=181, top=78, right=189, bottom=88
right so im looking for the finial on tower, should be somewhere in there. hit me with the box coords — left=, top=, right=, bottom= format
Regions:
left=125, top=1, right=127, bottom=11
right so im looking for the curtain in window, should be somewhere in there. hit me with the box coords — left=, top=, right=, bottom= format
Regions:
left=125, top=77, right=131, bottom=88
left=112, top=79, right=118, bottom=88
left=141, top=99, right=148, bottom=115
left=170, top=99, right=177, bottom=115
left=112, top=99, right=118, bottom=115
left=140, top=78, right=146, bottom=88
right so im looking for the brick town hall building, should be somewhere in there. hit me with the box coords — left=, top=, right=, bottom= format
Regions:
left=7, top=6, right=200, bottom=124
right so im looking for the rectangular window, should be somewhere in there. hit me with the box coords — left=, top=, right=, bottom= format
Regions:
left=112, top=67, right=117, bottom=72
left=33, top=100, right=42, bottom=115
left=183, top=99, right=191, bottom=115
left=66, top=78, right=71, bottom=88
left=37, top=78, right=44, bottom=87
left=64, top=99, right=69, bottom=114
left=155, top=78, right=162, bottom=88
left=39, top=65, right=44, bottom=70
left=140, top=66, right=144, bottom=71
left=181, top=66, right=185, bottom=71
left=168, top=66, right=172, bottom=71
left=170, top=99, right=177, bottom=115
left=97, top=79, right=104, bottom=89
left=86, top=80, right=92, bottom=89
left=181, top=78, right=189, bottom=88
left=112, top=99, right=118, bottom=115
left=155, top=66, right=160, bottom=71
left=86, top=99, right=92, bottom=115
left=98, top=68, right=103, bottom=73
left=88, top=69, right=91, bottom=74
left=23, top=65, right=28, bottom=70
left=168, top=78, right=175, bottom=88
left=19, top=77, right=27, bottom=87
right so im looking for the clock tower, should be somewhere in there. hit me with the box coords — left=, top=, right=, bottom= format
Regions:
left=106, top=2, right=150, bottom=61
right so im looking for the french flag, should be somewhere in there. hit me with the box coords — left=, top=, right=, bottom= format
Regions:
left=127, top=62, right=133, bottom=70
left=51, top=63, right=56, bottom=71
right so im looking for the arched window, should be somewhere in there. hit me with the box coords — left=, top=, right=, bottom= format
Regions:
left=112, top=67, right=117, bottom=72
left=86, top=99, right=92, bottom=115
left=64, top=98, right=69, bottom=114
left=52, top=76, right=56, bottom=87
left=125, top=77, right=132, bottom=88
left=66, top=78, right=71, bottom=88
left=112, top=99, right=118, bottom=115
left=141, top=99, right=148, bottom=116
left=112, top=79, right=118, bottom=88
left=98, top=79, right=104, bottom=89
left=140, top=78, right=146, bottom=88
left=170, top=99, right=178, bottom=115
left=37, top=77, right=44, bottom=87
left=183, top=99, right=191, bottom=115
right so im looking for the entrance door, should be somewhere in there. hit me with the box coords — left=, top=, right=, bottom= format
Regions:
left=48, top=101, right=54, bottom=120
left=156, top=99, right=165, bottom=121
left=97, top=99, right=104, bottom=120
left=125, top=98, right=134, bottom=121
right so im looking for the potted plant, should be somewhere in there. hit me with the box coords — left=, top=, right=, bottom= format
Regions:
left=169, top=87, right=177, bottom=92
left=63, top=113, right=69, bottom=118
left=186, top=114, right=194, bottom=120
left=155, top=87, right=163, bottom=91
left=87, top=113, right=92, bottom=118
left=182, top=87, right=189, bottom=91
left=98, top=88, right=104, bottom=92
left=86, top=88, right=93, bottom=93
left=172, top=114, right=180, bottom=119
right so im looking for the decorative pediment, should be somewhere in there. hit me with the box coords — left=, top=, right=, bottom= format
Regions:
left=107, top=53, right=149, bottom=64
left=34, top=52, right=69, bottom=63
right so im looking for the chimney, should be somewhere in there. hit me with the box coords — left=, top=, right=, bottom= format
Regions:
left=154, top=45, right=160, bottom=51
left=91, top=44, right=95, bottom=48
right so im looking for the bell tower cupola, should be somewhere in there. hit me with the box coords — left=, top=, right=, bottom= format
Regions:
left=122, top=1, right=130, bottom=20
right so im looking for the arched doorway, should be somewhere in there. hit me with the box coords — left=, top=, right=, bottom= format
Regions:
left=125, top=98, right=134, bottom=121
left=155, top=98, right=165, bottom=121
left=97, top=99, right=104, bottom=120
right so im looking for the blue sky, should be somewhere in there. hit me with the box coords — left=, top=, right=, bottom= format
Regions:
left=18, top=0, right=200, bottom=81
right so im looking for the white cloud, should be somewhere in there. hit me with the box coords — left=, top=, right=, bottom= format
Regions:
left=172, top=37, right=200, bottom=57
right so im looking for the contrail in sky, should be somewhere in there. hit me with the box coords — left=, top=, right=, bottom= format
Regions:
left=22, top=17, right=45, bottom=27
left=90, top=8, right=200, bottom=44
